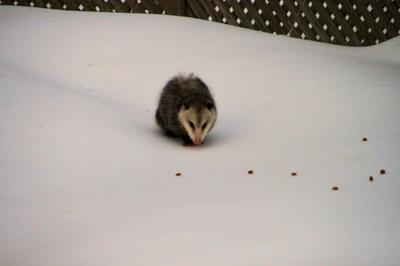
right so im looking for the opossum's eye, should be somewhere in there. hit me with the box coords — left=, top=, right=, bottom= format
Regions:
left=189, top=121, right=195, bottom=130
left=183, top=102, right=190, bottom=110
left=202, top=123, right=207, bottom=130
left=206, top=102, right=214, bottom=110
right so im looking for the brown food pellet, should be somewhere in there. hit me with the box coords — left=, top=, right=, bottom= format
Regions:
left=369, top=176, right=374, bottom=182
left=175, top=172, right=181, bottom=176
left=380, top=169, right=386, bottom=175
left=248, top=170, right=254, bottom=175
left=291, top=172, right=297, bottom=176
left=332, top=186, right=339, bottom=191
left=362, top=137, right=368, bottom=142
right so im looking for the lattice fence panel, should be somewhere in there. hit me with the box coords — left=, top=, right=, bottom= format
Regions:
left=0, top=0, right=168, bottom=13
left=186, top=0, right=400, bottom=46
left=1, top=0, right=400, bottom=46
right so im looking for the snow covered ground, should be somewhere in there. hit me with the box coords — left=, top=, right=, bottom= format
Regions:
left=1, top=6, right=400, bottom=266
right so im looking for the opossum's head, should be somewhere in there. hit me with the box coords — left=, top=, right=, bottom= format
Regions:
left=178, top=101, right=217, bottom=145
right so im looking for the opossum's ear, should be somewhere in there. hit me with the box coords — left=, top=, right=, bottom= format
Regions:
left=206, top=102, right=214, bottom=110
left=183, top=102, right=190, bottom=110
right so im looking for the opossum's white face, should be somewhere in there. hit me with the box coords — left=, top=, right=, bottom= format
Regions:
left=178, top=103, right=217, bottom=145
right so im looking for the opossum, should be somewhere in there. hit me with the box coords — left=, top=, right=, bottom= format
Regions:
left=156, top=74, right=217, bottom=146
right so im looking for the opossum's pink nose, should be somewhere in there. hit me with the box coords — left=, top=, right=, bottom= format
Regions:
left=193, top=137, right=202, bottom=145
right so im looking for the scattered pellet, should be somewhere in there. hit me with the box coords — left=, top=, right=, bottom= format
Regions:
left=291, top=172, right=297, bottom=176
left=332, top=186, right=339, bottom=191
left=248, top=170, right=254, bottom=175
left=380, top=169, right=386, bottom=175
left=175, top=172, right=181, bottom=176
left=369, top=176, right=374, bottom=182
left=362, top=137, right=368, bottom=142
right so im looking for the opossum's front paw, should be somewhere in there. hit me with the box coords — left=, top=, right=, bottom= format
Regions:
left=181, top=135, right=194, bottom=146
left=182, top=142, right=194, bottom=146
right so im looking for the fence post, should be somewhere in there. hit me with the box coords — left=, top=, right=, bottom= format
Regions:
left=160, top=0, right=185, bottom=16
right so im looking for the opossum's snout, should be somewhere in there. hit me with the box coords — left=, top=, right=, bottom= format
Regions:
left=178, top=104, right=217, bottom=146
left=192, top=133, right=205, bottom=145
left=193, top=135, right=202, bottom=145
left=188, top=125, right=204, bottom=145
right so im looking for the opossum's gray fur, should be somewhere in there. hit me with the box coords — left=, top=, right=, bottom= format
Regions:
left=156, top=74, right=217, bottom=145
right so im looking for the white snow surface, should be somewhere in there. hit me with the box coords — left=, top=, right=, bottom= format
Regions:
left=1, top=6, right=400, bottom=266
